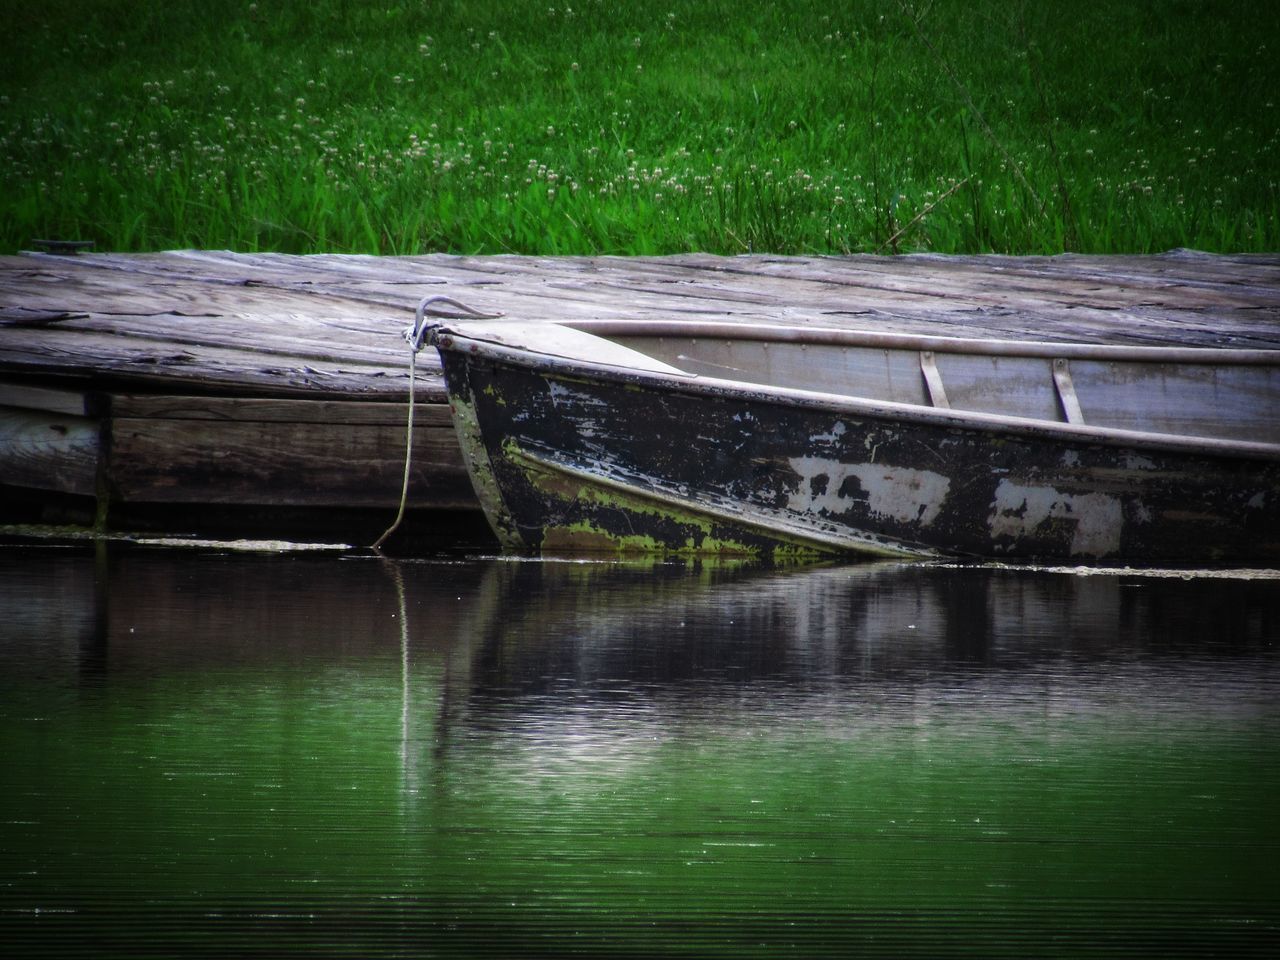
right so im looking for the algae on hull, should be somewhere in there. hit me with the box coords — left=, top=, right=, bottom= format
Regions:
left=511, top=442, right=838, bottom=561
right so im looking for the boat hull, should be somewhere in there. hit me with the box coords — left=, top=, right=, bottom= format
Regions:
left=434, top=342, right=1280, bottom=565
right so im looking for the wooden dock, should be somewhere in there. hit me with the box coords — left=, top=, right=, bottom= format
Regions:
left=3, top=248, right=1279, bottom=550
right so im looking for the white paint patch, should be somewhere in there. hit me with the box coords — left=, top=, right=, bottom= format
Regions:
left=547, top=381, right=608, bottom=410
left=1248, top=491, right=1267, bottom=510
left=546, top=381, right=611, bottom=438
left=809, top=421, right=847, bottom=445
left=788, top=456, right=951, bottom=527
left=988, top=479, right=1123, bottom=557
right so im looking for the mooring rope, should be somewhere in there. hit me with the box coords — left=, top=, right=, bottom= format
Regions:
left=371, top=295, right=501, bottom=550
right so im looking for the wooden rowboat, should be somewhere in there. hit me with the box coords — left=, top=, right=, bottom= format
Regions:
left=427, top=317, right=1280, bottom=564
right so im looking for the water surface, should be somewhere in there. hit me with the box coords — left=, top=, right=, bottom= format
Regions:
left=2, top=546, right=1278, bottom=957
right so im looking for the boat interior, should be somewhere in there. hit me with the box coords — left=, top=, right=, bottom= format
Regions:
left=565, top=320, right=1280, bottom=447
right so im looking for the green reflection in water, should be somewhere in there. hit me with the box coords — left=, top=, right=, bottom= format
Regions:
left=1, top=548, right=1277, bottom=957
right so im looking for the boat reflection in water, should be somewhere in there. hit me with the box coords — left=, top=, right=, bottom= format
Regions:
left=1, top=547, right=1278, bottom=957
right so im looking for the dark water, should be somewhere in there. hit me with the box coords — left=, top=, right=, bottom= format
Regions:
left=2, top=545, right=1278, bottom=958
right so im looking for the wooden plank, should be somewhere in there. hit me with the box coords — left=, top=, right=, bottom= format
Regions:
left=30, top=313, right=412, bottom=364
left=0, top=382, right=88, bottom=416
left=3, top=251, right=1279, bottom=410
left=109, top=394, right=454, bottom=426
left=405, top=254, right=1280, bottom=344
left=108, top=416, right=471, bottom=508
left=0, top=404, right=99, bottom=496
left=21, top=249, right=1276, bottom=331
left=0, top=332, right=444, bottom=399
left=6, top=254, right=421, bottom=316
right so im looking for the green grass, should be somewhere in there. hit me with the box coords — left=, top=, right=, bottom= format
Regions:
left=1, top=0, right=1277, bottom=255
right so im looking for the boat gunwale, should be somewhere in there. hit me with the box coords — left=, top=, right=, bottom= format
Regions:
left=431, top=323, right=1280, bottom=464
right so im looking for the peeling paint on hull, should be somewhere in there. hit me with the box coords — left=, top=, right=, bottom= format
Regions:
left=788, top=456, right=952, bottom=528
left=433, top=342, right=1280, bottom=565
left=989, top=480, right=1124, bottom=558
